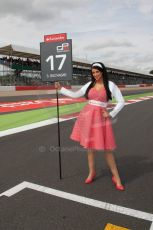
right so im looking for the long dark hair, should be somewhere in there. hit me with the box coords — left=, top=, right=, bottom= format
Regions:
left=85, top=62, right=112, bottom=101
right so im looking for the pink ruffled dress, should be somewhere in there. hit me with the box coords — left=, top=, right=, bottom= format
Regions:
left=70, top=87, right=116, bottom=150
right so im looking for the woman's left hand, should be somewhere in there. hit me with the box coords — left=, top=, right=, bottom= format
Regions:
left=103, top=110, right=110, bottom=118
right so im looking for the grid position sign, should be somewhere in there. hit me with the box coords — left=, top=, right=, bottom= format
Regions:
left=40, top=39, right=72, bottom=82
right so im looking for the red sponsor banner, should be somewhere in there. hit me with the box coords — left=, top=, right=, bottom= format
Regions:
left=44, top=33, right=67, bottom=43
left=15, top=85, right=71, bottom=91
left=117, top=84, right=126, bottom=88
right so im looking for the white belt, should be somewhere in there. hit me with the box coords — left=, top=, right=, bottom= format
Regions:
left=88, top=100, right=107, bottom=108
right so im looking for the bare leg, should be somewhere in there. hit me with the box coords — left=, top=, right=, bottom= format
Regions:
left=104, top=151, right=123, bottom=186
left=86, top=149, right=96, bottom=179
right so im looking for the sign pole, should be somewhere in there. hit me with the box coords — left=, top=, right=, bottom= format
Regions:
left=56, top=86, right=62, bottom=179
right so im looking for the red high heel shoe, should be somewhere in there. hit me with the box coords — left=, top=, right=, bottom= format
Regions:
left=85, top=173, right=96, bottom=184
left=112, top=176, right=125, bottom=191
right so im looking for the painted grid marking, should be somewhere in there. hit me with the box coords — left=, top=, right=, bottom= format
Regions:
left=0, top=181, right=153, bottom=229
left=104, top=223, right=130, bottom=230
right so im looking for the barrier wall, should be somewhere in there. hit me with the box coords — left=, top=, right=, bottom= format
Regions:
left=0, top=85, right=71, bottom=92
left=16, top=85, right=56, bottom=91
left=0, top=86, right=16, bottom=91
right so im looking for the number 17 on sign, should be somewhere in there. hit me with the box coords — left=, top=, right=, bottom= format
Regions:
left=46, top=54, right=66, bottom=71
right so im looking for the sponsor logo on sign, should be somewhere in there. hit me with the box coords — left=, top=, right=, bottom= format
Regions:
left=44, top=33, right=67, bottom=43
left=56, top=43, right=69, bottom=52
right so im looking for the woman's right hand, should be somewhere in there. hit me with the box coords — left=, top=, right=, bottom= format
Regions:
left=55, top=82, right=62, bottom=90
left=102, top=109, right=110, bottom=118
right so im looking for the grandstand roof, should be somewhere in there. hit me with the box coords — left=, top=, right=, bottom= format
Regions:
left=0, top=44, right=40, bottom=59
left=0, top=44, right=151, bottom=77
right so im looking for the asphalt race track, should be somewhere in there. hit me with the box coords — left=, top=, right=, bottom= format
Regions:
left=0, top=96, right=153, bottom=229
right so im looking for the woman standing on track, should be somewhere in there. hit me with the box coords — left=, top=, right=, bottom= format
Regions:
left=55, top=62, right=125, bottom=191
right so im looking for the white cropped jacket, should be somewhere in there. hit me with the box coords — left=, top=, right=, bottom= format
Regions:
left=60, top=81, right=125, bottom=118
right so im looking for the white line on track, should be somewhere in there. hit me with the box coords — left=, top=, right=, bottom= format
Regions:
left=150, top=222, right=153, bottom=230
left=128, top=99, right=144, bottom=102
left=0, top=117, right=74, bottom=137
left=0, top=181, right=153, bottom=229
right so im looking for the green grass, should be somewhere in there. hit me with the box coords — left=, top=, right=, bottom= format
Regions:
left=123, top=91, right=153, bottom=100
left=0, top=102, right=86, bottom=131
left=0, top=91, right=153, bottom=131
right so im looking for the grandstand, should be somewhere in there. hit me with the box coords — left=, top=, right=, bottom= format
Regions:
left=0, top=44, right=153, bottom=86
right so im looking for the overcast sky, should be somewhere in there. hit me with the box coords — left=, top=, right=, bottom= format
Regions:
left=0, top=0, right=153, bottom=74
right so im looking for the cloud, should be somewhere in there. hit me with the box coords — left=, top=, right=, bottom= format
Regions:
left=101, top=51, right=153, bottom=73
left=84, top=39, right=134, bottom=51
left=0, top=0, right=92, bottom=23
left=138, top=0, right=153, bottom=15
left=102, top=0, right=153, bottom=17
left=0, top=0, right=153, bottom=73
